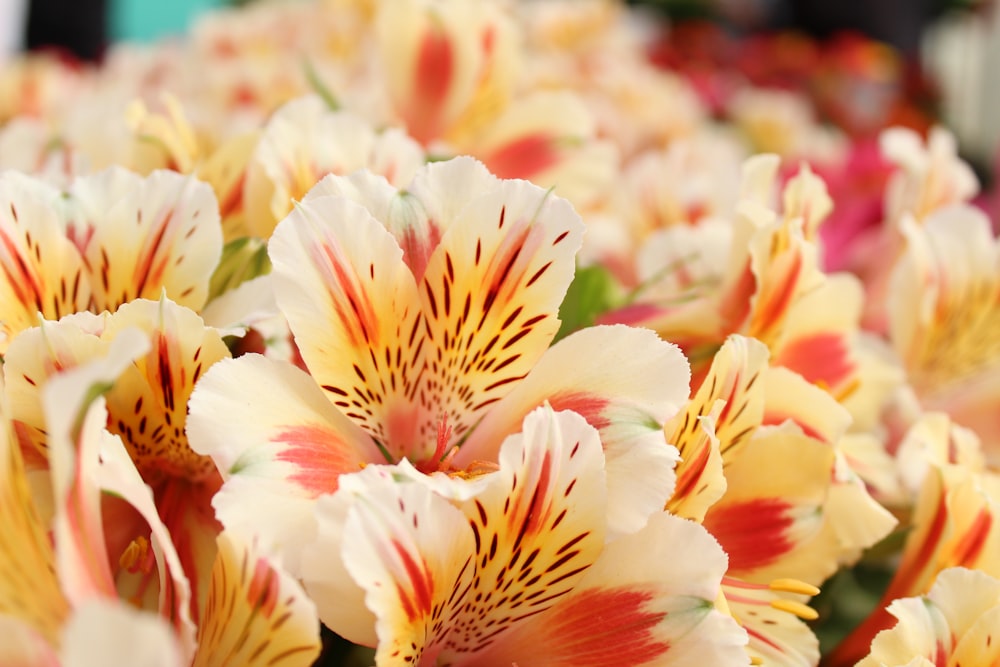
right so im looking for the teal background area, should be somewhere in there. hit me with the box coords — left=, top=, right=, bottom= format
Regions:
left=110, top=0, right=228, bottom=42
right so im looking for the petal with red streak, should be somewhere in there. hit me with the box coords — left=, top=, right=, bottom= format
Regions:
left=0, top=172, right=91, bottom=354
left=65, top=167, right=222, bottom=312
left=186, top=354, right=381, bottom=569
left=269, top=192, right=425, bottom=459
left=335, top=464, right=476, bottom=666
left=191, top=532, right=320, bottom=667
left=469, top=512, right=747, bottom=667
left=458, top=325, right=686, bottom=538
left=439, top=407, right=608, bottom=661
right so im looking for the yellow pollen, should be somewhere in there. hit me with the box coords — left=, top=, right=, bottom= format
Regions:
left=119, top=536, right=153, bottom=575
left=769, top=578, right=820, bottom=597
left=750, top=656, right=764, bottom=666
left=770, top=598, right=819, bottom=621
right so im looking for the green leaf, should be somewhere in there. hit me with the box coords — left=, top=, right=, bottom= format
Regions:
left=303, top=58, right=341, bottom=111
left=208, top=236, right=272, bottom=300
left=555, top=264, right=626, bottom=342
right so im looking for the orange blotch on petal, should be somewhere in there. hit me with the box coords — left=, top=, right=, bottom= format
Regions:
left=548, top=392, right=611, bottom=431
left=409, top=29, right=454, bottom=143
left=272, top=425, right=359, bottom=495
left=703, top=498, right=796, bottom=571
left=540, top=588, right=670, bottom=666
left=482, top=134, right=560, bottom=181
left=776, top=332, right=854, bottom=389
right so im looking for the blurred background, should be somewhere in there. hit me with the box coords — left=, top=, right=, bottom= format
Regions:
left=1, top=0, right=995, bottom=170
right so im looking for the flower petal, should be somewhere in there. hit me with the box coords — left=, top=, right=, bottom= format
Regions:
left=702, top=428, right=835, bottom=584
left=441, top=407, right=608, bottom=660
left=0, top=404, right=69, bottom=645
left=468, top=512, right=748, bottom=667
left=0, top=615, right=60, bottom=667
left=99, top=298, right=231, bottom=482
left=191, top=532, right=320, bottom=667
left=336, top=464, right=476, bottom=666
left=95, top=435, right=196, bottom=658
left=62, top=600, right=184, bottom=667
left=186, top=354, right=381, bottom=567
left=0, top=172, right=91, bottom=353
left=4, top=314, right=107, bottom=469
left=667, top=334, right=769, bottom=521
left=65, top=167, right=222, bottom=312
left=406, top=168, right=585, bottom=458
left=269, top=193, right=424, bottom=459
left=46, top=328, right=151, bottom=605
left=458, top=325, right=687, bottom=538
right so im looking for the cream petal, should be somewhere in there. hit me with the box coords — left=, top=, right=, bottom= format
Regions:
left=191, top=532, right=320, bottom=667
left=457, top=325, right=688, bottom=539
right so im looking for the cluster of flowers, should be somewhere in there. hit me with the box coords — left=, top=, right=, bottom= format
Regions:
left=1, top=0, right=998, bottom=665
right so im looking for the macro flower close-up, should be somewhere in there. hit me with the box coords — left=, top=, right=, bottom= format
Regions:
left=2, top=0, right=1000, bottom=665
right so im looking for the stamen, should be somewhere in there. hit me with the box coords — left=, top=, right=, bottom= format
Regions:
left=770, top=598, right=819, bottom=621
left=119, top=535, right=154, bottom=575
left=434, top=413, right=453, bottom=463
left=750, top=656, right=763, bottom=665
left=769, top=578, right=820, bottom=597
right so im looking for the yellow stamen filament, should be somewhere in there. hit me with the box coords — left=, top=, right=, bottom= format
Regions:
left=769, top=578, right=820, bottom=597
left=770, top=598, right=819, bottom=621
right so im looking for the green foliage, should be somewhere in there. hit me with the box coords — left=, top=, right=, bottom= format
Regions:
left=555, top=264, right=625, bottom=342
left=208, top=236, right=271, bottom=300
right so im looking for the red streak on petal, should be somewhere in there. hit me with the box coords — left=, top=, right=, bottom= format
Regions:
left=398, top=223, right=442, bottom=284
left=703, top=498, right=795, bottom=572
left=392, top=539, right=434, bottom=623
left=745, top=625, right=783, bottom=653
left=318, top=243, right=378, bottom=349
left=537, top=588, right=670, bottom=665
left=217, top=172, right=246, bottom=218
left=0, top=228, right=43, bottom=310
left=133, top=211, right=173, bottom=298
left=549, top=392, right=611, bottom=431
left=408, top=28, right=454, bottom=143
left=934, top=640, right=948, bottom=667
left=672, top=436, right=711, bottom=503
left=952, top=508, right=993, bottom=568
left=246, top=557, right=281, bottom=618
left=482, top=134, right=560, bottom=181
left=596, top=303, right=668, bottom=328
left=776, top=332, right=854, bottom=390
left=754, top=253, right=802, bottom=331
left=718, top=261, right=756, bottom=331
left=886, top=483, right=949, bottom=601
left=760, top=411, right=824, bottom=441
left=272, top=425, right=357, bottom=495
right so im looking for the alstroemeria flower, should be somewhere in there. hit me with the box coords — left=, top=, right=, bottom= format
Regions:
left=125, top=93, right=261, bottom=242
left=855, top=126, right=980, bottom=332
left=0, top=167, right=222, bottom=354
left=0, top=323, right=321, bottom=666
left=187, top=157, right=690, bottom=571
left=858, top=567, right=1000, bottom=667
left=373, top=0, right=618, bottom=209
left=888, top=204, right=1000, bottom=463
left=880, top=126, right=979, bottom=228
left=602, top=156, right=902, bottom=431
left=665, top=335, right=897, bottom=666
left=242, top=94, right=426, bottom=238
left=0, top=330, right=193, bottom=661
left=300, top=406, right=749, bottom=666
left=829, top=443, right=1000, bottom=666
left=4, top=298, right=233, bottom=621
